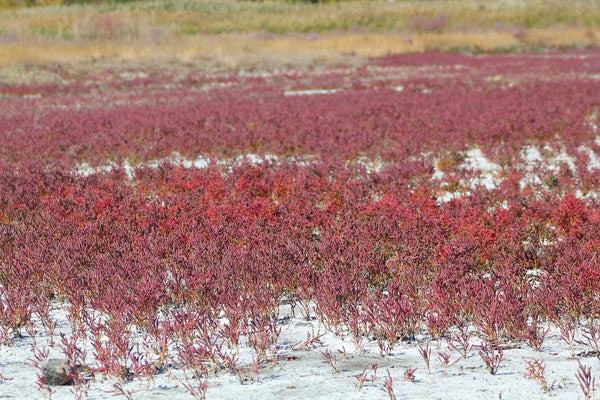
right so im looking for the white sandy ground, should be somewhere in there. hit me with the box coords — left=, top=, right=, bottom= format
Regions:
left=0, top=298, right=600, bottom=400
left=283, top=89, right=340, bottom=96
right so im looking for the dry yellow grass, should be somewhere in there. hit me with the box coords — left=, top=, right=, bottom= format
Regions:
left=2, top=0, right=599, bottom=38
left=1, top=27, right=597, bottom=72
left=2, top=0, right=599, bottom=31
left=0, top=0, right=599, bottom=79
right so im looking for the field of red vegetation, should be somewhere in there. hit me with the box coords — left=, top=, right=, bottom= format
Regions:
left=2, top=50, right=600, bottom=399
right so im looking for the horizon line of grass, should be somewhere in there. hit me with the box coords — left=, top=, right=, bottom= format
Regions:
left=1, top=0, right=600, bottom=38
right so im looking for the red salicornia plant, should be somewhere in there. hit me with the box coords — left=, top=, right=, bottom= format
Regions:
left=478, top=340, right=505, bottom=375
left=418, top=342, right=432, bottom=374
left=381, top=369, right=396, bottom=400
left=524, top=358, right=555, bottom=392
left=576, top=359, right=596, bottom=400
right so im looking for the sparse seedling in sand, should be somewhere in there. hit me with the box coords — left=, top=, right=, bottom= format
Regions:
left=524, top=358, right=555, bottom=392
left=560, top=321, right=578, bottom=359
left=354, top=363, right=377, bottom=390
left=478, top=341, right=505, bottom=375
left=381, top=369, right=396, bottom=400
left=320, top=349, right=344, bottom=373
left=576, top=359, right=596, bottom=400
left=111, top=382, right=135, bottom=400
left=293, top=328, right=325, bottom=351
left=446, top=325, right=473, bottom=359
left=577, top=321, right=600, bottom=356
left=419, top=342, right=432, bottom=374
left=437, top=352, right=459, bottom=376
left=181, top=364, right=208, bottom=400
left=404, top=367, right=417, bottom=382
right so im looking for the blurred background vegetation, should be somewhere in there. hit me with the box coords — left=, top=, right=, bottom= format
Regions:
left=0, top=0, right=599, bottom=76
left=1, top=0, right=599, bottom=35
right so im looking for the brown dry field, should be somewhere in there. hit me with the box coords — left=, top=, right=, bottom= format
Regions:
left=0, top=0, right=599, bottom=83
